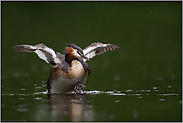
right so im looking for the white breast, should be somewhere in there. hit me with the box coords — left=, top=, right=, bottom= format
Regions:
left=49, top=60, right=85, bottom=94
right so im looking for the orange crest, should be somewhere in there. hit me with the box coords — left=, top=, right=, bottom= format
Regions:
left=64, top=47, right=73, bottom=54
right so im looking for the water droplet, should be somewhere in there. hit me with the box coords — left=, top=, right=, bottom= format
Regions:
left=167, top=86, right=171, bottom=88
left=145, top=90, right=150, bottom=92
left=159, top=98, right=165, bottom=101
left=34, top=97, right=42, bottom=100
left=34, top=92, right=39, bottom=95
left=105, top=91, right=114, bottom=94
left=115, top=100, right=119, bottom=102
left=126, top=89, right=132, bottom=92
left=110, top=93, right=125, bottom=96
left=153, top=87, right=157, bottom=89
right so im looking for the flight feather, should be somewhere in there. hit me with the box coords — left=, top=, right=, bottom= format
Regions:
left=10, top=43, right=61, bottom=65
left=83, top=42, right=121, bottom=62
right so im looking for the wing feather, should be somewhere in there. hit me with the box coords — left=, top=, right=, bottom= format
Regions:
left=83, top=42, right=121, bottom=62
left=10, top=43, right=61, bottom=65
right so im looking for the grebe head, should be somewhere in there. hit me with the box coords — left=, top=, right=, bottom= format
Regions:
left=65, top=44, right=89, bottom=64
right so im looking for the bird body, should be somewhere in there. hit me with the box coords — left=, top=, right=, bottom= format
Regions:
left=11, top=42, right=121, bottom=94
left=47, top=60, right=87, bottom=93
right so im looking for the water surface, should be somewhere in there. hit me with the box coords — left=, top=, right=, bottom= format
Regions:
left=1, top=1, right=182, bottom=122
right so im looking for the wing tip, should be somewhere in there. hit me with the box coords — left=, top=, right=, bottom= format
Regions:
left=10, top=45, right=36, bottom=52
left=95, top=44, right=121, bottom=55
left=10, top=46, right=16, bottom=51
left=10, top=45, right=23, bottom=51
left=113, top=44, right=121, bottom=50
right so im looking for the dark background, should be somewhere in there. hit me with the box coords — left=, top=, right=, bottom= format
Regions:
left=1, top=2, right=182, bottom=121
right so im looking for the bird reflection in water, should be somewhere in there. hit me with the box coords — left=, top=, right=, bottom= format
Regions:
left=47, top=94, right=94, bottom=121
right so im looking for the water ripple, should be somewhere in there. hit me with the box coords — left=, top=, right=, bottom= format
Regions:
left=1, top=89, right=181, bottom=97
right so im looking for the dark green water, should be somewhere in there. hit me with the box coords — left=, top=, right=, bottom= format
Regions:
left=1, top=1, right=182, bottom=121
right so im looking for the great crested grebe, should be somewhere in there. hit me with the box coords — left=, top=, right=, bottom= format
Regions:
left=11, top=42, right=121, bottom=94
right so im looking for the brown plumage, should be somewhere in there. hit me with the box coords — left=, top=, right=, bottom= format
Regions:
left=11, top=42, right=121, bottom=94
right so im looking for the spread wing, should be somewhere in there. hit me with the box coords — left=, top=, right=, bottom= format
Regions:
left=10, top=43, right=61, bottom=66
left=83, top=42, right=121, bottom=62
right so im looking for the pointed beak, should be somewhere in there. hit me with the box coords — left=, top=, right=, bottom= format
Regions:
left=81, top=54, right=90, bottom=61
